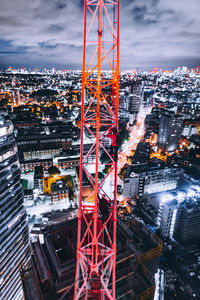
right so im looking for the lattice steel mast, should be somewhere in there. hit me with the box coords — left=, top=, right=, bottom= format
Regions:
left=74, top=1, right=120, bottom=299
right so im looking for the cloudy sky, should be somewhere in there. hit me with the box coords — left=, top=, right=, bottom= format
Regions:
left=0, top=0, right=199, bottom=70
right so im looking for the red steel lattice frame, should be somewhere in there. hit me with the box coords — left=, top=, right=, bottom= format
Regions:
left=74, top=1, right=120, bottom=299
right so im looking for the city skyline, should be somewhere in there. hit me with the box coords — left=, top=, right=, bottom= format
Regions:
left=0, top=0, right=200, bottom=70
left=0, top=0, right=200, bottom=298
left=0, top=59, right=200, bottom=300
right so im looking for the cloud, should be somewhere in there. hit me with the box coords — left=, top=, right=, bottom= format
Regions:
left=120, top=0, right=200, bottom=69
left=0, top=0, right=199, bottom=69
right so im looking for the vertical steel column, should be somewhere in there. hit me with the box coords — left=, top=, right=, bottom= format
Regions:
left=74, top=1, right=120, bottom=299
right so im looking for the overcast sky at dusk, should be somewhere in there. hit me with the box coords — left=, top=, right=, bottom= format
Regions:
left=0, top=0, right=199, bottom=71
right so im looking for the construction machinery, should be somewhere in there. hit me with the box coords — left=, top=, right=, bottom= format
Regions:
left=74, top=0, right=120, bottom=299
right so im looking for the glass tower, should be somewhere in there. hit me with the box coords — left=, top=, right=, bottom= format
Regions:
left=0, top=116, right=30, bottom=300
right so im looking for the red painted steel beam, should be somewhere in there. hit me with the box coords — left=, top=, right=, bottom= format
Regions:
left=74, top=1, right=120, bottom=299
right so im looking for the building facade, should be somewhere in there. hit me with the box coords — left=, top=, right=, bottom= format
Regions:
left=129, top=81, right=143, bottom=125
left=51, top=180, right=68, bottom=203
left=174, top=199, right=200, bottom=243
left=0, top=116, right=30, bottom=300
left=158, top=114, right=183, bottom=153
left=123, top=165, right=179, bottom=198
left=34, top=165, right=43, bottom=192
left=158, top=199, right=178, bottom=239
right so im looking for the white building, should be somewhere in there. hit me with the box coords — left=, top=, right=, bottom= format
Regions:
left=158, top=199, right=178, bottom=239
left=123, top=165, right=178, bottom=199
left=123, top=173, right=139, bottom=198
left=182, top=125, right=198, bottom=137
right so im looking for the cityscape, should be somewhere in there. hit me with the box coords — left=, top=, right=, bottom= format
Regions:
left=0, top=1, right=200, bottom=300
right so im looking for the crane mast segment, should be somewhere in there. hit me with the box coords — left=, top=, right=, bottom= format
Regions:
left=74, top=1, right=120, bottom=299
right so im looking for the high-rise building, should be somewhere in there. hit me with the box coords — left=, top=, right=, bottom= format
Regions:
left=158, top=198, right=178, bottom=239
left=143, top=89, right=153, bottom=108
left=129, top=81, right=143, bottom=125
left=158, top=113, right=183, bottom=153
left=174, top=197, right=200, bottom=243
left=0, top=116, right=30, bottom=300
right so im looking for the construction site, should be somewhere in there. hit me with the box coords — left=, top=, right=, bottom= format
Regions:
left=21, top=214, right=162, bottom=300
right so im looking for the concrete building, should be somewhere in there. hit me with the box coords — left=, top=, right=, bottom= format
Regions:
left=158, top=114, right=183, bottom=153
left=0, top=116, right=30, bottom=300
left=51, top=180, right=68, bottom=203
left=56, top=156, right=80, bottom=169
left=34, top=165, right=43, bottom=192
left=174, top=198, right=200, bottom=243
left=16, top=123, right=79, bottom=161
left=182, top=125, right=198, bottom=137
left=132, top=142, right=150, bottom=165
left=129, top=81, right=143, bottom=125
left=23, top=189, right=33, bottom=202
left=21, top=215, right=162, bottom=300
left=20, top=158, right=53, bottom=172
left=158, top=199, right=178, bottom=239
left=178, top=168, right=200, bottom=191
left=123, top=164, right=179, bottom=199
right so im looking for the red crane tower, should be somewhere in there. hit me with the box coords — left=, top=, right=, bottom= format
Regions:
left=74, top=0, right=120, bottom=299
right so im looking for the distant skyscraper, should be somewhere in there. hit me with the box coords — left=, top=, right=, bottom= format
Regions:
left=129, top=81, right=143, bottom=125
left=158, top=114, right=183, bottom=153
left=0, top=116, right=30, bottom=300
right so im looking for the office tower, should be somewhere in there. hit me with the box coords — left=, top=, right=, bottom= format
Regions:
left=129, top=81, right=143, bottom=125
left=0, top=116, right=30, bottom=300
left=158, top=114, right=183, bottom=153
left=158, top=199, right=178, bottom=239
left=174, top=198, right=200, bottom=243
